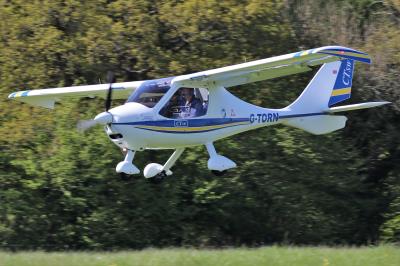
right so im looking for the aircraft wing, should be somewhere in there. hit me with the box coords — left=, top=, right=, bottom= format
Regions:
left=173, top=46, right=371, bottom=88
left=8, top=81, right=144, bottom=109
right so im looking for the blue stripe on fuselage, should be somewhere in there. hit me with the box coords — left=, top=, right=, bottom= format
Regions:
left=111, top=114, right=333, bottom=134
left=279, top=112, right=326, bottom=119
left=113, top=118, right=250, bottom=127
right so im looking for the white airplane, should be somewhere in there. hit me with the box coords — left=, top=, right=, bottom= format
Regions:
left=9, top=46, right=389, bottom=181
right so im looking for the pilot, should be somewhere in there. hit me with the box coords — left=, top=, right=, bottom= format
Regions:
left=162, top=93, right=181, bottom=118
left=179, top=87, right=204, bottom=118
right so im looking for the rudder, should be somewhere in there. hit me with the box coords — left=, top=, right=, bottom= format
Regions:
left=328, top=59, right=354, bottom=106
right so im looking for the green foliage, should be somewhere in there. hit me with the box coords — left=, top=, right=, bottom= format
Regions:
left=0, top=0, right=399, bottom=250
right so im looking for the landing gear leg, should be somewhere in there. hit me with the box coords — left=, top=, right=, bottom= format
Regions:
left=205, top=142, right=236, bottom=176
left=116, top=149, right=140, bottom=175
left=144, top=148, right=185, bottom=180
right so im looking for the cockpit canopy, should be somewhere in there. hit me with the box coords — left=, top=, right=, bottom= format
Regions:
left=126, top=76, right=210, bottom=119
left=126, top=77, right=174, bottom=108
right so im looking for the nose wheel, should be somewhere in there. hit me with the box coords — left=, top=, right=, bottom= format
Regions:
left=211, top=170, right=227, bottom=176
left=119, top=172, right=135, bottom=181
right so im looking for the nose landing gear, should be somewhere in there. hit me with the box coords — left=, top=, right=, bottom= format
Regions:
left=116, top=150, right=140, bottom=175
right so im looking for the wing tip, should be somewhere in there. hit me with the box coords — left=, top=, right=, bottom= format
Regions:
left=314, top=46, right=372, bottom=64
left=8, top=90, right=30, bottom=99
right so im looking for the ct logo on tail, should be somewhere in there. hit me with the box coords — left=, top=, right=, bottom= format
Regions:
left=342, top=59, right=353, bottom=86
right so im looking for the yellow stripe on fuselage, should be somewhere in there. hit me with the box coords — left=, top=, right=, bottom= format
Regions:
left=136, top=121, right=249, bottom=132
left=331, top=88, right=351, bottom=96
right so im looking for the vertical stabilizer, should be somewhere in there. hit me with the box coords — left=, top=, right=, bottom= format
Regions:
left=287, top=59, right=355, bottom=113
left=283, top=59, right=356, bottom=134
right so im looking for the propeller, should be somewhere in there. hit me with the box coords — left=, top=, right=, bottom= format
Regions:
left=77, top=71, right=116, bottom=132
left=77, top=119, right=99, bottom=132
left=105, top=71, right=116, bottom=111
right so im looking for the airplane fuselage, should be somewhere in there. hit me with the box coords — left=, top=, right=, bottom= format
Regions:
left=105, top=92, right=317, bottom=150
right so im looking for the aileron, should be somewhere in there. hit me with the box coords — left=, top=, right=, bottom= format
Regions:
left=8, top=81, right=144, bottom=109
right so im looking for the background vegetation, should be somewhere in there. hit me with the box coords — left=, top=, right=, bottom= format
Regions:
left=0, top=0, right=399, bottom=250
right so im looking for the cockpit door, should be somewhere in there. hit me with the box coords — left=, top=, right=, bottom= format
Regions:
left=158, top=86, right=209, bottom=119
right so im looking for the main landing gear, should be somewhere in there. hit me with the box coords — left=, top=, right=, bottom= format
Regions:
left=116, top=150, right=140, bottom=175
left=115, top=142, right=236, bottom=181
left=143, top=148, right=185, bottom=183
left=205, top=142, right=236, bottom=176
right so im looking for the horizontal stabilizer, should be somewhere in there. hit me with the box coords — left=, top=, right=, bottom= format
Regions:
left=326, top=101, right=390, bottom=113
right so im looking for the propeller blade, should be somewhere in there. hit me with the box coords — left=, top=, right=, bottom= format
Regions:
left=77, top=120, right=99, bottom=133
left=79, top=72, right=115, bottom=133
left=77, top=111, right=114, bottom=133
left=105, top=71, right=116, bottom=111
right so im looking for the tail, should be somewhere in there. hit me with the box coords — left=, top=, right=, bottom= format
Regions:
left=283, top=58, right=389, bottom=135
left=288, top=59, right=354, bottom=112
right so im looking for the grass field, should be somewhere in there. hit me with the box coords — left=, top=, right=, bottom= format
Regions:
left=0, top=246, right=398, bottom=266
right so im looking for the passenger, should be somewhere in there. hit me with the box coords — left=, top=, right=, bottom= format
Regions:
left=179, top=87, right=203, bottom=118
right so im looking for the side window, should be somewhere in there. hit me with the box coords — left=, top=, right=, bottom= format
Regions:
left=159, top=87, right=209, bottom=119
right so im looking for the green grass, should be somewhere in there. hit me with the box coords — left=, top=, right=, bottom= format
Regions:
left=0, top=246, right=398, bottom=266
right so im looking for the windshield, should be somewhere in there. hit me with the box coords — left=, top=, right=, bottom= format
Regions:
left=126, top=77, right=173, bottom=108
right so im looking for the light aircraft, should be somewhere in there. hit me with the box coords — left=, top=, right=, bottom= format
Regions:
left=8, top=46, right=389, bottom=181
